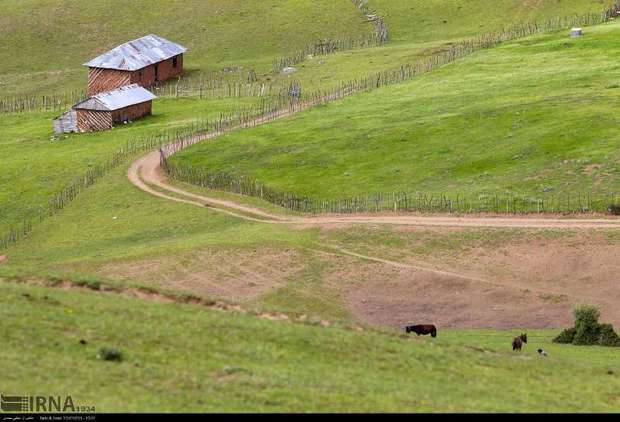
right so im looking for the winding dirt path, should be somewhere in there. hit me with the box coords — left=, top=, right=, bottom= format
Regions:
left=126, top=137, right=620, bottom=328
left=128, top=149, right=620, bottom=229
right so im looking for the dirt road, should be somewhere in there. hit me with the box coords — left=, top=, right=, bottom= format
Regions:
left=125, top=141, right=620, bottom=329
left=128, top=149, right=620, bottom=229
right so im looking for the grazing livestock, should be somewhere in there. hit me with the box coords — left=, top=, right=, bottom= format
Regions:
left=537, top=348, right=548, bottom=357
left=405, top=324, right=437, bottom=337
left=512, top=333, right=528, bottom=351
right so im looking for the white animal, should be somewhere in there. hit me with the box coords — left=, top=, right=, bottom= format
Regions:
left=537, top=348, right=548, bottom=357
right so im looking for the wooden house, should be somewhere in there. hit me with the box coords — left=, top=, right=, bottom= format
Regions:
left=71, top=84, right=156, bottom=132
left=83, top=34, right=187, bottom=96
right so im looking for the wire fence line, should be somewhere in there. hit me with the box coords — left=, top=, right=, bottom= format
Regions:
left=0, top=77, right=284, bottom=114
left=3, top=3, right=620, bottom=249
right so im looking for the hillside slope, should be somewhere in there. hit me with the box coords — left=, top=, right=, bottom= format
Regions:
left=171, top=21, right=620, bottom=204
left=0, top=0, right=371, bottom=96
left=2, top=281, right=619, bottom=412
left=369, top=0, right=615, bottom=42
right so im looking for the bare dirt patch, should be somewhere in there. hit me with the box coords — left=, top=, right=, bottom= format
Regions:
left=325, top=254, right=574, bottom=329
left=99, top=246, right=305, bottom=302
left=322, top=229, right=620, bottom=329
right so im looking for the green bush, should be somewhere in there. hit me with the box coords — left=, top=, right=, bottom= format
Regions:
left=572, top=305, right=601, bottom=345
left=555, top=306, right=620, bottom=347
left=553, top=327, right=576, bottom=344
left=598, top=324, right=620, bottom=347
left=609, top=204, right=620, bottom=215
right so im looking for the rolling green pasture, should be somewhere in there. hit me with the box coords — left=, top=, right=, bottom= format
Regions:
left=264, top=0, right=616, bottom=91
left=1, top=281, right=618, bottom=412
left=369, top=0, right=615, bottom=43
left=1, top=0, right=612, bottom=97
left=0, top=162, right=315, bottom=279
left=172, top=22, right=620, bottom=201
left=2, top=2, right=620, bottom=412
left=0, top=97, right=261, bottom=234
left=0, top=0, right=371, bottom=96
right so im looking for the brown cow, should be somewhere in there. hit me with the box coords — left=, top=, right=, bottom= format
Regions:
left=512, top=333, right=527, bottom=351
left=405, top=324, right=437, bottom=337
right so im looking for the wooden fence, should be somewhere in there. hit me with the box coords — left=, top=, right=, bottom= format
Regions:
left=162, top=162, right=617, bottom=215
left=0, top=90, right=88, bottom=114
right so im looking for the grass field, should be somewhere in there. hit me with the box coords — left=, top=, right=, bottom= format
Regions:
left=1, top=1, right=612, bottom=98
left=1, top=281, right=619, bottom=412
left=0, top=0, right=371, bottom=96
left=260, top=0, right=616, bottom=91
left=369, top=0, right=614, bottom=43
left=2, top=0, right=620, bottom=412
left=0, top=96, right=263, bottom=234
left=171, top=22, right=620, bottom=202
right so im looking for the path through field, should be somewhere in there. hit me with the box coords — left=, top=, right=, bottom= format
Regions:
left=129, top=149, right=620, bottom=229
left=125, top=99, right=620, bottom=329
left=127, top=150, right=620, bottom=328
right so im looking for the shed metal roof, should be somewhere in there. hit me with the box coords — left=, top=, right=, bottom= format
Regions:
left=83, top=34, right=187, bottom=71
left=73, top=84, right=156, bottom=111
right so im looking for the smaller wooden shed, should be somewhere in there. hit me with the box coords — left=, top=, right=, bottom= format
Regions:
left=72, top=84, right=156, bottom=132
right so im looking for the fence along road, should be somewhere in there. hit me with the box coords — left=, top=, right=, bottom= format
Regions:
left=128, top=141, right=620, bottom=230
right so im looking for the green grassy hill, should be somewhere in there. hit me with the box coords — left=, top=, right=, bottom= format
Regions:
left=369, top=0, right=613, bottom=43
left=2, top=281, right=619, bottom=412
left=0, top=0, right=371, bottom=96
left=171, top=21, right=620, bottom=204
left=0, top=97, right=263, bottom=235
left=1, top=0, right=612, bottom=97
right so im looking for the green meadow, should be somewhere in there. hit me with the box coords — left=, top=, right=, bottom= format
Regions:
left=369, top=0, right=613, bottom=43
left=172, top=22, right=620, bottom=202
left=2, top=0, right=620, bottom=412
left=0, top=0, right=371, bottom=96
left=0, top=97, right=261, bottom=234
left=1, top=281, right=618, bottom=412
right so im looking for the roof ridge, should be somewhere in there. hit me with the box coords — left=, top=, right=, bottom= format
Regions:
left=83, top=34, right=187, bottom=71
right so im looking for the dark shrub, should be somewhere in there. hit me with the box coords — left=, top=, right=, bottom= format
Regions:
left=609, top=204, right=620, bottom=215
left=573, top=305, right=601, bottom=345
left=555, top=305, right=620, bottom=347
left=598, top=324, right=620, bottom=347
left=97, top=347, right=123, bottom=362
left=553, top=327, right=576, bottom=344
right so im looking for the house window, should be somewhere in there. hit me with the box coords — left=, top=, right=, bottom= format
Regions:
left=172, top=56, right=178, bottom=68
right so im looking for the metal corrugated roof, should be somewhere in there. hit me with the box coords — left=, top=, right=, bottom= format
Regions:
left=83, top=34, right=187, bottom=71
left=73, top=84, right=157, bottom=111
